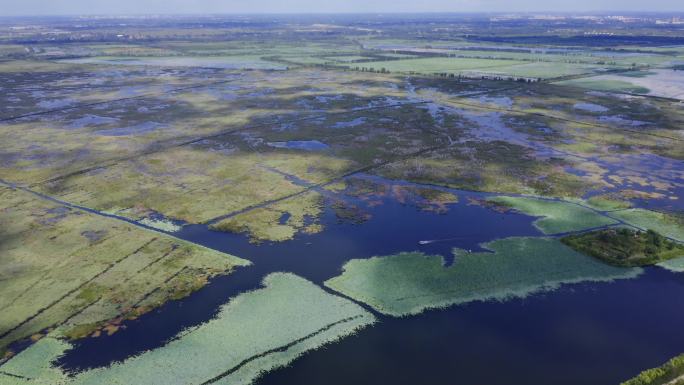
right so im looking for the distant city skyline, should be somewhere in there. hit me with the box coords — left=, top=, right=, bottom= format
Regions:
left=1, top=0, right=684, bottom=16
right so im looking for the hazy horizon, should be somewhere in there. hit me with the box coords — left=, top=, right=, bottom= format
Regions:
left=1, top=0, right=683, bottom=17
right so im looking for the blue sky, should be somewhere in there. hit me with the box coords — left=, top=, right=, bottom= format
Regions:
left=1, top=0, right=682, bottom=16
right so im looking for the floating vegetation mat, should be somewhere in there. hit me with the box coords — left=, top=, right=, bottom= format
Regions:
left=138, top=217, right=183, bottom=232
left=0, top=273, right=375, bottom=385
left=325, top=237, right=641, bottom=317
left=608, top=209, right=684, bottom=243
left=487, top=196, right=618, bottom=234
left=658, top=257, right=684, bottom=273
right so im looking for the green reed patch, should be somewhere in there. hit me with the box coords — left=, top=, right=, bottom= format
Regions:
left=0, top=273, right=375, bottom=385
left=325, top=237, right=640, bottom=317
left=658, top=257, right=684, bottom=273
left=608, top=209, right=684, bottom=242
left=488, top=196, right=618, bottom=234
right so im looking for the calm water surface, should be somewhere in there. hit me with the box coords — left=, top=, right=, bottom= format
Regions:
left=57, top=185, right=684, bottom=385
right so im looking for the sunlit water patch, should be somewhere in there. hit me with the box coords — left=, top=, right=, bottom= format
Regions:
left=573, top=102, right=609, bottom=113
left=267, top=140, right=330, bottom=151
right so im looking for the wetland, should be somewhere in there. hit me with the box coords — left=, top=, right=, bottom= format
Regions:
left=1, top=12, right=684, bottom=385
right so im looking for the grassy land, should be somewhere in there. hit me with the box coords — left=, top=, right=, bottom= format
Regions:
left=0, top=186, right=248, bottom=351
left=60, top=56, right=287, bottom=70
left=343, top=57, right=526, bottom=74
left=210, top=191, right=325, bottom=243
left=585, top=194, right=633, bottom=211
left=562, top=228, right=684, bottom=267
left=325, top=237, right=640, bottom=317
left=37, top=147, right=311, bottom=224
left=0, top=273, right=375, bottom=385
left=476, top=62, right=606, bottom=79
left=377, top=140, right=599, bottom=199
left=487, top=196, right=618, bottom=234
left=609, top=209, right=684, bottom=242
left=621, top=354, right=684, bottom=385
left=344, top=57, right=609, bottom=79
left=555, top=79, right=651, bottom=94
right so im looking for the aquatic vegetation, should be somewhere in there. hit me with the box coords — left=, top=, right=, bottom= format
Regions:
left=391, top=185, right=459, bottom=213
left=0, top=337, right=72, bottom=383
left=562, top=228, right=684, bottom=267
left=138, top=217, right=183, bottom=232
left=325, top=237, right=640, bottom=317
left=658, top=257, right=684, bottom=273
left=487, top=196, right=618, bottom=234
left=0, top=186, right=248, bottom=350
left=330, top=177, right=458, bottom=213
left=0, top=273, right=375, bottom=385
left=620, top=353, right=684, bottom=385
left=609, top=209, right=684, bottom=242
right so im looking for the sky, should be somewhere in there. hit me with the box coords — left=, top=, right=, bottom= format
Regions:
left=1, top=0, right=683, bottom=16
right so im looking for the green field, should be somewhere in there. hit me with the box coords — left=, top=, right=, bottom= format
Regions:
left=476, top=62, right=606, bottom=79
left=343, top=57, right=526, bottom=74
left=555, top=78, right=651, bottom=93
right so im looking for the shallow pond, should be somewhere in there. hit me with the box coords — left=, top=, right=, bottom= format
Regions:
left=267, top=140, right=330, bottom=151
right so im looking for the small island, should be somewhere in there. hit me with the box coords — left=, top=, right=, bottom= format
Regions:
left=562, top=228, right=684, bottom=267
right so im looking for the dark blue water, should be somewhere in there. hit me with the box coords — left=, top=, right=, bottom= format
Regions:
left=258, top=268, right=684, bottom=385
left=58, top=188, right=539, bottom=371
left=55, top=183, right=684, bottom=385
